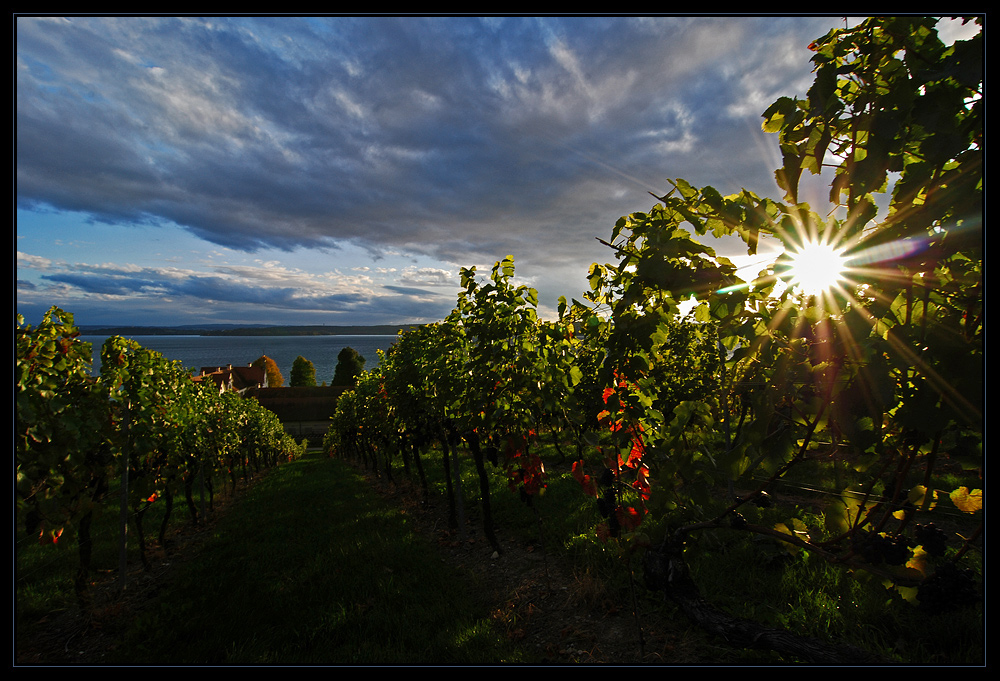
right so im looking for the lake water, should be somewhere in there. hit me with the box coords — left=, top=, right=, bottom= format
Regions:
left=80, top=334, right=400, bottom=384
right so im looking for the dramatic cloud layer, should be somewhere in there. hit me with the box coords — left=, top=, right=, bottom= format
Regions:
left=17, top=15, right=852, bottom=326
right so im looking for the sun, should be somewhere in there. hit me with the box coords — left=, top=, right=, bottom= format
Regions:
left=785, top=241, right=847, bottom=296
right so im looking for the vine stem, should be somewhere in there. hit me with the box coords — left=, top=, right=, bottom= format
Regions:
left=627, top=560, right=646, bottom=659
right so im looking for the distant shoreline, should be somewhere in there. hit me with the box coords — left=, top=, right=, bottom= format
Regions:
left=78, top=324, right=423, bottom=337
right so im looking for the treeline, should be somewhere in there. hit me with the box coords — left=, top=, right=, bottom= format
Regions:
left=203, top=324, right=421, bottom=336
left=78, top=324, right=421, bottom=337
left=16, top=307, right=306, bottom=605
left=284, top=347, right=367, bottom=388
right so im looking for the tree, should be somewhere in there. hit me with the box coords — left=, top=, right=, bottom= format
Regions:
left=17, top=307, right=113, bottom=604
left=332, top=347, right=366, bottom=387
left=581, top=15, right=981, bottom=660
left=251, top=355, right=284, bottom=388
left=290, top=355, right=317, bottom=387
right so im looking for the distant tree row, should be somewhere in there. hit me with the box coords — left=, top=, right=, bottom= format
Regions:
left=282, top=347, right=367, bottom=388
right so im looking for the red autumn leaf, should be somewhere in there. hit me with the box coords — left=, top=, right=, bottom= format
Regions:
left=504, top=437, right=519, bottom=459
left=573, top=461, right=599, bottom=498
left=523, top=477, right=545, bottom=495
left=633, top=466, right=651, bottom=501
left=626, top=438, right=644, bottom=466
left=38, top=526, right=64, bottom=546
left=616, top=506, right=642, bottom=532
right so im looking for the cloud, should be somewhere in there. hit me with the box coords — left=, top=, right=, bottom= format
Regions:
left=17, top=251, right=54, bottom=270
left=17, top=16, right=847, bottom=325
left=398, top=266, right=455, bottom=287
left=17, top=247, right=457, bottom=325
left=382, top=284, right=436, bottom=297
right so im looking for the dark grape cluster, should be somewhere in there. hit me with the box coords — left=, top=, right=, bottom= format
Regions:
left=607, top=510, right=622, bottom=538
left=594, top=469, right=620, bottom=537
left=917, top=562, right=980, bottom=613
left=735, top=491, right=773, bottom=508
left=914, top=522, right=948, bottom=557
left=854, top=532, right=911, bottom=565
left=596, top=489, right=616, bottom=518
left=889, top=487, right=917, bottom=513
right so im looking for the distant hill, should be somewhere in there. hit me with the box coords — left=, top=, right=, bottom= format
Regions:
left=203, top=324, right=422, bottom=337
left=79, top=324, right=423, bottom=337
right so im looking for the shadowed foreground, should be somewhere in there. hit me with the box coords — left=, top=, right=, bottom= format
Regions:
left=106, top=453, right=522, bottom=664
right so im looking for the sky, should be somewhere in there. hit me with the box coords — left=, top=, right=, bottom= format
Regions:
left=15, top=16, right=975, bottom=328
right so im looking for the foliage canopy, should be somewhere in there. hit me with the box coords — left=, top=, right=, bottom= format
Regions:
left=327, top=18, right=983, bottom=632
left=584, top=15, right=982, bottom=594
left=252, top=355, right=284, bottom=388
left=332, top=347, right=366, bottom=387
left=290, top=355, right=317, bottom=387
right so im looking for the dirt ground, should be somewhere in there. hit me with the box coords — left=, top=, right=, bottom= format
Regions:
left=360, top=471, right=709, bottom=664
left=15, top=489, right=243, bottom=665
left=15, top=462, right=710, bottom=666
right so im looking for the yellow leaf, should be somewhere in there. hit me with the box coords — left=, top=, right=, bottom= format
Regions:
left=950, top=487, right=983, bottom=513
left=789, top=517, right=810, bottom=540
left=840, top=488, right=871, bottom=525
left=907, top=547, right=930, bottom=578
left=894, top=585, right=919, bottom=604
left=824, top=503, right=849, bottom=535
left=773, top=520, right=808, bottom=555
left=908, top=485, right=938, bottom=511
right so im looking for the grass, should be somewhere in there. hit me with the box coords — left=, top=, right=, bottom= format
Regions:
left=424, top=436, right=984, bottom=664
left=682, top=521, right=984, bottom=664
left=16, top=474, right=207, bottom=623
left=103, top=453, right=524, bottom=664
left=17, top=436, right=984, bottom=665
left=16, top=453, right=526, bottom=664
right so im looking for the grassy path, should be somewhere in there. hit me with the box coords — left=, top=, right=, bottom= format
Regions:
left=19, top=447, right=983, bottom=665
left=107, top=452, right=524, bottom=664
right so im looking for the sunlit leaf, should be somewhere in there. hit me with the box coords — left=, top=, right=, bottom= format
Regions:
left=894, top=585, right=920, bottom=605
left=950, top=487, right=983, bottom=513
left=907, top=485, right=938, bottom=512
